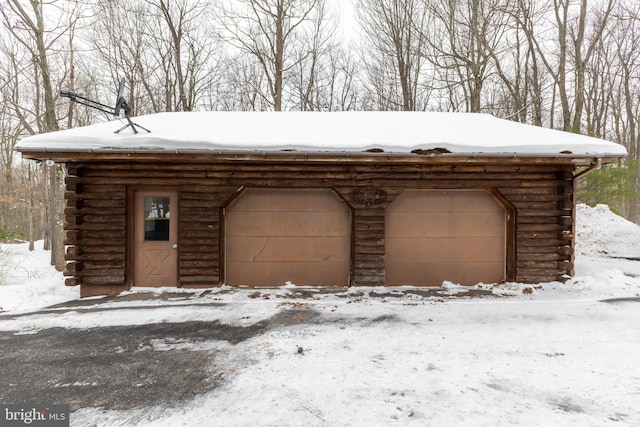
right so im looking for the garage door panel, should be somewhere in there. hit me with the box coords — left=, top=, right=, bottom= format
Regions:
left=388, top=192, right=451, bottom=212
left=456, top=213, right=504, bottom=236
left=226, top=211, right=350, bottom=237
left=385, top=238, right=444, bottom=261
left=390, top=190, right=502, bottom=213
left=229, top=190, right=345, bottom=212
left=227, top=261, right=350, bottom=286
left=226, top=189, right=351, bottom=286
left=450, top=191, right=503, bottom=212
left=386, top=262, right=504, bottom=286
left=445, top=262, right=505, bottom=285
left=384, top=213, right=444, bottom=237
left=386, top=237, right=504, bottom=262
left=227, top=236, right=351, bottom=262
left=385, top=190, right=506, bottom=286
left=386, top=213, right=504, bottom=238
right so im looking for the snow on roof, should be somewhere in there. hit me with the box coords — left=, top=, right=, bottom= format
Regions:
left=16, top=111, right=627, bottom=158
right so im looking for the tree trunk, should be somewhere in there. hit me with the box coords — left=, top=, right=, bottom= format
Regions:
left=48, top=165, right=58, bottom=266
left=28, top=165, right=35, bottom=252
left=274, top=0, right=285, bottom=111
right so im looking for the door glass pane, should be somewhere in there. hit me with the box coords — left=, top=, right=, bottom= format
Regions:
left=144, top=196, right=170, bottom=241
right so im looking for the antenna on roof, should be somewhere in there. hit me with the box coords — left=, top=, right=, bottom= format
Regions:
left=114, top=77, right=126, bottom=117
left=60, top=77, right=150, bottom=134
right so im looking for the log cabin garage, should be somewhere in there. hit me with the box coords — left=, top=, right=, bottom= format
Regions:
left=16, top=111, right=626, bottom=297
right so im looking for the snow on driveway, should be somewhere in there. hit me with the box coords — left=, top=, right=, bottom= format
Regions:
left=62, top=289, right=640, bottom=427
left=0, top=203, right=639, bottom=426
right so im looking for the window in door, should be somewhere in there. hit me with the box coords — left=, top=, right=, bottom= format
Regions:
left=144, top=196, right=170, bottom=241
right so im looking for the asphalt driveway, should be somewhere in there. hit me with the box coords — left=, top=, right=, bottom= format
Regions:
left=0, top=287, right=495, bottom=412
left=0, top=309, right=319, bottom=411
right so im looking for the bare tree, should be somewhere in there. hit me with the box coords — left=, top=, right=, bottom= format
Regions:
left=289, top=0, right=337, bottom=110
left=477, top=0, right=539, bottom=123
left=358, top=0, right=427, bottom=111
left=145, top=0, right=219, bottom=112
left=515, top=0, right=547, bottom=126
left=609, top=1, right=640, bottom=156
left=217, top=0, right=326, bottom=111
left=360, top=54, right=404, bottom=110
left=1, top=0, right=61, bottom=133
left=0, top=28, right=47, bottom=250
left=583, top=30, right=613, bottom=139
left=89, top=0, right=221, bottom=114
left=1, top=0, right=86, bottom=269
left=88, top=0, right=154, bottom=115
left=312, top=45, right=360, bottom=111
left=421, top=0, right=510, bottom=113
left=571, top=0, right=615, bottom=133
left=516, top=0, right=614, bottom=132
left=208, top=54, right=272, bottom=110
left=604, top=1, right=640, bottom=220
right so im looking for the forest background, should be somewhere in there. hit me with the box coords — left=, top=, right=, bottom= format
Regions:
left=1, top=0, right=639, bottom=270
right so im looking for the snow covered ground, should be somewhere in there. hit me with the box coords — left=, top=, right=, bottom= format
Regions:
left=1, top=203, right=639, bottom=426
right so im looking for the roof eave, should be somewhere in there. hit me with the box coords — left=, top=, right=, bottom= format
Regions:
left=17, top=147, right=626, bottom=166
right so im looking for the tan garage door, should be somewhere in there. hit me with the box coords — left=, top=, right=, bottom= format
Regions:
left=225, top=188, right=351, bottom=286
left=385, top=190, right=505, bottom=286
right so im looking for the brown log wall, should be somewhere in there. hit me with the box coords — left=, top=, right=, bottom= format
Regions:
left=64, top=160, right=576, bottom=297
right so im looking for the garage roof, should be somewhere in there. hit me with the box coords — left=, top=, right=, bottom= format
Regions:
left=16, top=111, right=627, bottom=159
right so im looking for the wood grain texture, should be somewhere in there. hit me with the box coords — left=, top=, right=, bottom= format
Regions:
left=62, top=158, right=576, bottom=295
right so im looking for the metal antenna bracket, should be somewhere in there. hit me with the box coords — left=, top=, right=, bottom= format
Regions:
left=60, top=77, right=150, bottom=134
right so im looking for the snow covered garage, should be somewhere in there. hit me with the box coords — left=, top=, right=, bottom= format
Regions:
left=16, top=112, right=626, bottom=297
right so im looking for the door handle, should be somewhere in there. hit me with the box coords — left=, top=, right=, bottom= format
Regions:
left=172, top=244, right=178, bottom=249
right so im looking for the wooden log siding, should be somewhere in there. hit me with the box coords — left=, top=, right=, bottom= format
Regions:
left=64, top=160, right=576, bottom=296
